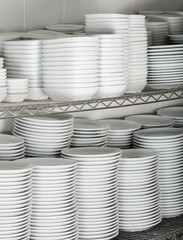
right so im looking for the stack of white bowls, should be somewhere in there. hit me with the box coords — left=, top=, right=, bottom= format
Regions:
left=17, top=158, right=78, bottom=240
left=12, top=114, right=73, bottom=157
left=0, top=57, right=7, bottom=102
left=118, top=149, right=162, bottom=232
left=134, top=128, right=183, bottom=218
left=169, top=34, right=183, bottom=44
left=62, top=147, right=122, bottom=240
left=147, top=14, right=183, bottom=35
left=127, top=15, right=148, bottom=93
left=147, top=44, right=183, bottom=89
left=42, top=36, right=99, bottom=101
left=94, top=34, right=127, bottom=98
left=0, top=134, right=25, bottom=160
left=125, top=114, right=175, bottom=129
left=85, top=14, right=129, bottom=92
left=0, top=161, right=32, bottom=240
left=71, top=118, right=109, bottom=147
left=3, top=40, right=47, bottom=100
left=157, top=106, right=183, bottom=128
left=146, top=20, right=169, bottom=45
left=98, top=119, right=141, bottom=149
left=4, top=78, right=28, bottom=102
left=0, top=33, right=20, bottom=57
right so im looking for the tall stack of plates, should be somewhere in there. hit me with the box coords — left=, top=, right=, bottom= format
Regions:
left=147, top=14, right=183, bottom=35
left=3, top=40, right=47, bottom=100
left=45, top=24, right=85, bottom=34
left=147, top=31, right=153, bottom=46
left=16, top=158, right=78, bottom=240
left=12, top=114, right=73, bottom=157
left=0, top=161, right=32, bottom=240
left=147, top=44, right=183, bottom=89
left=118, top=149, right=162, bottom=232
left=146, top=20, right=169, bottom=45
left=157, top=106, right=183, bottom=128
left=169, top=34, right=183, bottom=44
left=85, top=14, right=129, bottom=88
left=133, top=128, right=183, bottom=218
left=94, top=34, right=127, bottom=98
left=127, top=15, right=148, bottom=93
left=71, top=118, right=109, bottom=147
left=62, top=147, right=122, bottom=240
left=98, top=119, right=141, bottom=149
left=0, top=57, right=7, bottom=102
left=0, top=134, right=25, bottom=160
left=125, top=114, right=175, bottom=129
left=42, top=36, right=99, bottom=101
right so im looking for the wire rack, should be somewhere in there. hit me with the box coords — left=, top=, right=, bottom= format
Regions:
left=0, top=87, right=182, bottom=119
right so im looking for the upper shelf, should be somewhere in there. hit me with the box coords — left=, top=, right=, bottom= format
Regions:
left=0, top=87, right=182, bottom=119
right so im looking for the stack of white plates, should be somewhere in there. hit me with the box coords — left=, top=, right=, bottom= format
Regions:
left=3, top=40, right=47, bottom=100
left=45, top=24, right=85, bottom=34
left=4, top=78, right=28, bottom=103
left=12, top=114, right=73, bottom=157
left=16, top=157, right=78, bottom=240
left=71, top=118, right=109, bottom=147
left=146, top=20, right=169, bottom=45
left=169, top=34, right=183, bottom=44
left=147, top=44, right=183, bottom=89
left=118, top=149, right=162, bottom=232
left=98, top=119, right=141, bottom=148
left=147, top=30, right=153, bottom=46
left=0, top=33, right=20, bottom=57
left=85, top=14, right=129, bottom=34
left=126, top=15, right=148, bottom=93
left=125, top=114, right=175, bottom=129
left=0, top=60, right=7, bottom=102
left=0, top=134, right=25, bottom=160
left=157, top=106, right=183, bottom=128
left=62, top=147, right=122, bottom=240
left=133, top=128, right=183, bottom=218
left=93, top=34, right=127, bottom=98
left=42, top=36, right=99, bottom=101
left=24, top=30, right=66, bottom=39
left=0, top=161, right=32, bottom=240
left=147, top=14, right=183, bottom=35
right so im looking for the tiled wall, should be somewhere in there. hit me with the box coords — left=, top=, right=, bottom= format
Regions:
left=0, top=0, right=182, bottom=32
left=0, top=0, right=182, bottom=124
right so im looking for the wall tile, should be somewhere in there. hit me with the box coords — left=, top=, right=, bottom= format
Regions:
left=25, top=0, right=63, bottom=31
left=130, top=103, right=160, bottom=115
left=133, top=0, right=162, bottom=14
left=65, top=0, right=100, bottom=24
left=101, top=0, right=133, bottom=14
left=162, top=0, right=183, bottom=11
left=0, top=0, right=24, bottom=32
left=99, top=107, right=131, bottom=119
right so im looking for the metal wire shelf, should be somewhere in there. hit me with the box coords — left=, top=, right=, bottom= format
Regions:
left=0, top=87, right=182, bottom=119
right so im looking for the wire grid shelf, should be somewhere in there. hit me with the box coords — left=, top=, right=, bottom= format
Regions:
left=0, top=87, right=182, bottom=119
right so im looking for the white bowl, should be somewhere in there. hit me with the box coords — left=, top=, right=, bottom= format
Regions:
left=3, top=94, right=27, bottom=102
left=26, top=88, right=48, bottom=100
left=125, top=82, right=146, bottom=93
left=43, top=82, right=98, bottom=88
left=7, top=89, right=28, bottom=94
left=96, top=85, right=126, bottom=98
left=43, top=87, right=98, bottom=101
left=0, top=93, right=6, bottom=102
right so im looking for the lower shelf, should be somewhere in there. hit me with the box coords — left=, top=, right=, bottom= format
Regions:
left=114, top=214, right=183, bottom=240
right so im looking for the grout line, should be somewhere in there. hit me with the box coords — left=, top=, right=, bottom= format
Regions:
left=62, top=0, right=65, bottom=23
